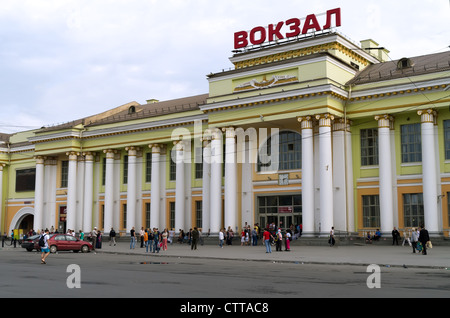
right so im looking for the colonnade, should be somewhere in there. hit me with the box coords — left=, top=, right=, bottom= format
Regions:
left=26, top=109, right=443, bottom=236
left=375, top=109, right=439, bottom=235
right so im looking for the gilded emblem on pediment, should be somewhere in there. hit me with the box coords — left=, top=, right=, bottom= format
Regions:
left=234, top=75, right=298, bottom=92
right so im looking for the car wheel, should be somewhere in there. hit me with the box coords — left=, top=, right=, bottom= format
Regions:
left=26, top=248, right=33, bottom=252
left=81, top=245, right=89, bottom=253
left=50, top=245, right=57, bottom=253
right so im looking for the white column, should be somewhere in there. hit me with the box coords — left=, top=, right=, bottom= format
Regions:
left=33, top=156, right=45, bottom=231
left=315, top=114, right=334, bottom=236
left=418, top=109, right=439, bottom=235
left=223, top=127, right=237, bottom=232
left=0, top=164, right=4, bottom=232
left=210, top=128, right=223, bottom=234
left=149, top=144, right=162, bottom=229
left=0, top=164, right=4, bottom=233
left=66, top=152, right=78, bottom=233
left=44, top=157, right=57, bottom=232
left=126, top=146, right=138, bottom=233
left=174, top=141, right=185, bottom=232
left=375, top=115, right=394, bottom=235
left=202, top=138, right=211, bottom=233
left=298, top=116, right=315, bottom=236
left=76, top=156, right=85, bottom=232
left=83, top=152, right=95, bottom=233
left=103, top=149, right=116, bottom=234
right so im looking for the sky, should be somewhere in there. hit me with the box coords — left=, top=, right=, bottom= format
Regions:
left=0, top=0, right=449, bottom=134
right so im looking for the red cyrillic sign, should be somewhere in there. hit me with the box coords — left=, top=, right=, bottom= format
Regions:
left=234, top=8, right=341, bottom=50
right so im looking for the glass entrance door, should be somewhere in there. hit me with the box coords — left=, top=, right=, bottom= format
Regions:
left=257, top=194, right=302, bottom=230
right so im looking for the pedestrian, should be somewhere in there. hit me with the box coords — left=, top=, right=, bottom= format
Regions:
left=40, top=229, right=50, bottom=264
left=251, top=227, right=258, bottom=246
left=419, top=225, right=430, bottom=255
left=140, top=227, right=145, bottom=248
left=79, top=230, right=84, bottom=241
left=263, top=228, right=273, bottom=253
left=144, top=229, right=149, bottom=252
left=275, top=229, right=283, bottom=251
left=392, top=227, right=400, bottom=245
left=219, top=229, right=224, bottom=248
left=410, top=227, right=418, bottom=253
left=91, top=227, right=98, bottom=251
left=130, top=227, right=136, bottom=249
left=191, top=227, right=199, bottom=250
left=161, top=229, right=168, bottom=251
left=240, top=229, right=245, bottom=246
left=96, top=230, right=102, bottom=249
left=329, top=227, right=335, bottom=246
left=109, top=227, right=116, bottom=246
left=152, top=228, right=160, bottom=253
left=226, top=227, right=233, bottom=245
left=169, top=228, right=175, bottom=245
left=285, top=230, right=291, bottom=251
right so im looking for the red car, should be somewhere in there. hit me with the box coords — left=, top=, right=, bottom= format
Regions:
left=36, top=233, right=93, bottom=253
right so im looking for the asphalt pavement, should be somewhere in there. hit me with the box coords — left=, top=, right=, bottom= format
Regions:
left=94, top=238, right=450, bottom=269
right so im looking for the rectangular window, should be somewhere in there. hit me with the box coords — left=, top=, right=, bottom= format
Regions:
left=122, top=204, right=127, bottom=230
left=401, top=123, right=422, bottom=163
left=169, top=202, right=176, bottom=229
left=362, top=195, right=380, bottom=228
left=170, top=156, right=176, bottom=181
left=123, top=155, right=128, bottom=184
left=102, top=157, right=106, bottom=186
left=61, top=160, right=69, bottom=188
left=360, top=128, right=378, bottom=166
left=403, top=193, right=424, bottom=227
left=145, top=202, right=151, bottom=229
left=447, top=192, right=450, bottom=227
left=195, top=201, right=202, bottom=229
left=15, top=168, right=36, bottom=192
left=444, top=120, right=450, bottom=160
left=195, top=147, right=203, bottom=179
left=145, top=153, right=152, bottom=183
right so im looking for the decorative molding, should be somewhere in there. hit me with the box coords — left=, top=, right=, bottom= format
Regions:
left=234, top=75, right=298, bottom=92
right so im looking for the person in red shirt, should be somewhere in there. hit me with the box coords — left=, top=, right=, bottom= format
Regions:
left=263, top=229, right=273, bottom=253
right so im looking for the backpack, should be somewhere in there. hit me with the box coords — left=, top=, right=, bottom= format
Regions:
left=39, top=234, right=46, bottom=247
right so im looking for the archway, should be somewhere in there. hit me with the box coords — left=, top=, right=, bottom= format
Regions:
left=8, top=207, right=35, bottom=236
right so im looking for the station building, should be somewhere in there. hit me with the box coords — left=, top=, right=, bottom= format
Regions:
left=1, top=30, right=450, bottom=238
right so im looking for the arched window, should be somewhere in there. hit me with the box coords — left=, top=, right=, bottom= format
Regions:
left=128, top=106, right=136, bottom=114
left=257, top=131, right=302, bottom=172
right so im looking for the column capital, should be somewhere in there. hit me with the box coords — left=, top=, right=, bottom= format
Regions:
left=149, top=143, right=165, bottom=153
left=82, top=152, right=96, bottom=161
left=222, top=127, right=236, bottom=138
left=333, top=118, right=352, bottom=132
left=125, top=146, right=141, bottom=156
left=103, top=149, right=117, bottom=159
left=65, top=151, right=79, bottom=160
left=297, top=115, right=314, bottom=130
left=315, top=113, right=334, bottom=127
left=35, top=155, right=46, bottom=164
left=417, top=108, right=437, bottom=124
left=374, top=114, right=394, bottom=129
left=173, top=140, right=186, bottom=151
left=208, top=127, right=223, bottom=140
left=44, top=156, right=57, bottom=165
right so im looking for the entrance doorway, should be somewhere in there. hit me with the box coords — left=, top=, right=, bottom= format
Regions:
left=58, top=205, right=67, bottom=233
left=257, top=194, right=302, bottom=230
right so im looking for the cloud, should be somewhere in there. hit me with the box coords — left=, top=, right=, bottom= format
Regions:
left=0, top=0, right=449, bottom=132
